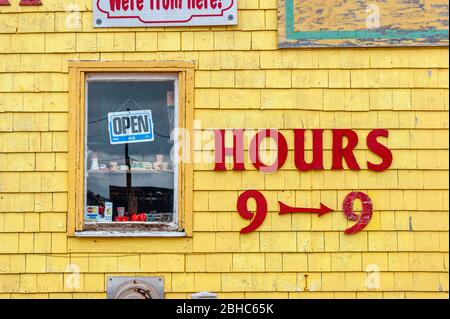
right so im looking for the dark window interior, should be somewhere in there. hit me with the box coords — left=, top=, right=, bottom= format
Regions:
left=85, top=79, right=176, bottom=224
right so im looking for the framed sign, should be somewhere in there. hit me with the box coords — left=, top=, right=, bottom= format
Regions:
left=278, top=0, right=449, bottom=48
left=108, top=110, right=155, bottom=145
left=93, top=0, right=237, bottom=27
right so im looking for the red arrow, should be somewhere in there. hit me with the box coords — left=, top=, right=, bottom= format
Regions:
left=279, top=201, right=334, bottom=217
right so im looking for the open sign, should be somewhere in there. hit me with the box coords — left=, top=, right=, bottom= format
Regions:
left=108, top=110, right=154, bottom=144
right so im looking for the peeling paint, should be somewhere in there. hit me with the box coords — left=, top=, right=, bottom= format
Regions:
left=278, top=0, right=449, bottom=48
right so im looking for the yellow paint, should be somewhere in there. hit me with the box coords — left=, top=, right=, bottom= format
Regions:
left=0, top=1, right=449, bottom=299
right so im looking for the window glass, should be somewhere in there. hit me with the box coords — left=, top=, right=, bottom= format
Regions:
left=85, top=74, right=177, bottom=227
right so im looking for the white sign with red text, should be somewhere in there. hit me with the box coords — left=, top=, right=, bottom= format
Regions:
left=93, top=0, right=237, bottom=27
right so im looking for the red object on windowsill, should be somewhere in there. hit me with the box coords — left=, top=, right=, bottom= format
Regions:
left=114, top=216, right=130, bottom=222
left=0, top=0, right=11, bottom=6
left=19, top=0, right=42, bottom=5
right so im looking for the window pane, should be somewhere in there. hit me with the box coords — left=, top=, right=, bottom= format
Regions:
left=85, top=78, right=176, bottom=225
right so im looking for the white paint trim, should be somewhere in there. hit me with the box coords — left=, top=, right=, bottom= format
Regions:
left=86, top=73, right=178, bottom=82
left=75, top=231, right=186, bottom=238
left=84, top=72, right=180, bottom=232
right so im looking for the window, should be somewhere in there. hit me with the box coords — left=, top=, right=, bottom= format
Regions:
left=68, top=62, right=194, bottom=237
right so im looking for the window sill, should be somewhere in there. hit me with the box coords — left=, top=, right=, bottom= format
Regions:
left=84, top=222, right=178, bottom=232
left=74, top=231, right=186, bottom=238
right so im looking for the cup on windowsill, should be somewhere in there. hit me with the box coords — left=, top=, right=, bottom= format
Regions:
left=90, top=156, right=99, bottom=171
left=153, top=162, right=162, bottom=170
left=142, top=162, right=153, bottom=170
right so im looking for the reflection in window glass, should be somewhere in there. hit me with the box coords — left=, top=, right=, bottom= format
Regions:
left=85, top=75, right=177, bottom=225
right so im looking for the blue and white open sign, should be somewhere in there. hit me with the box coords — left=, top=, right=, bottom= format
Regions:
left=108, top=110, right=154, bottom=145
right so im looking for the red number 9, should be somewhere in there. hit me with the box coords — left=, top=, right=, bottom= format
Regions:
left=237, top=190, right=268, bottom=234
left=343, top=192, right=373, bottom=234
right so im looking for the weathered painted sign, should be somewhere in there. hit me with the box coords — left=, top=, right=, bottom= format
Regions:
left=278, top=0, right=449, bottom=48
left=93, top=0, right=237, bottom=27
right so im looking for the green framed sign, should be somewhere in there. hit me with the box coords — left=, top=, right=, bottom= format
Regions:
left=278, top=0, right=449, bottom=48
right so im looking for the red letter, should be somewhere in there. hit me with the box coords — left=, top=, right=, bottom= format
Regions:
left=19, top=0, right=42, bottom=5
left=332, top=129, right=360, bottom=170
left=367, top=129, right=392, bottom=171
left=249, top=129, right=288, bottom=173
left=123, top=0, right=129, bottom=10
left=214, top=129, right=245, bottom=171
left=294, top=129, right=324, bottom=171
left=137, top=0, right=144, bottom=10
left=109, top=0, right=120, bottom=11
left=150, top=0, right=161, bottom=9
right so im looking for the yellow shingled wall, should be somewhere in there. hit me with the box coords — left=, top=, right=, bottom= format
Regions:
left=0, top=0, right=449, bottom=299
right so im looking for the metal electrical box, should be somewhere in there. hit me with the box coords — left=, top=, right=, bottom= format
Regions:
left=192, top=292, right=218, bottom=299
left=107, top=277, right=164, bottom=299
